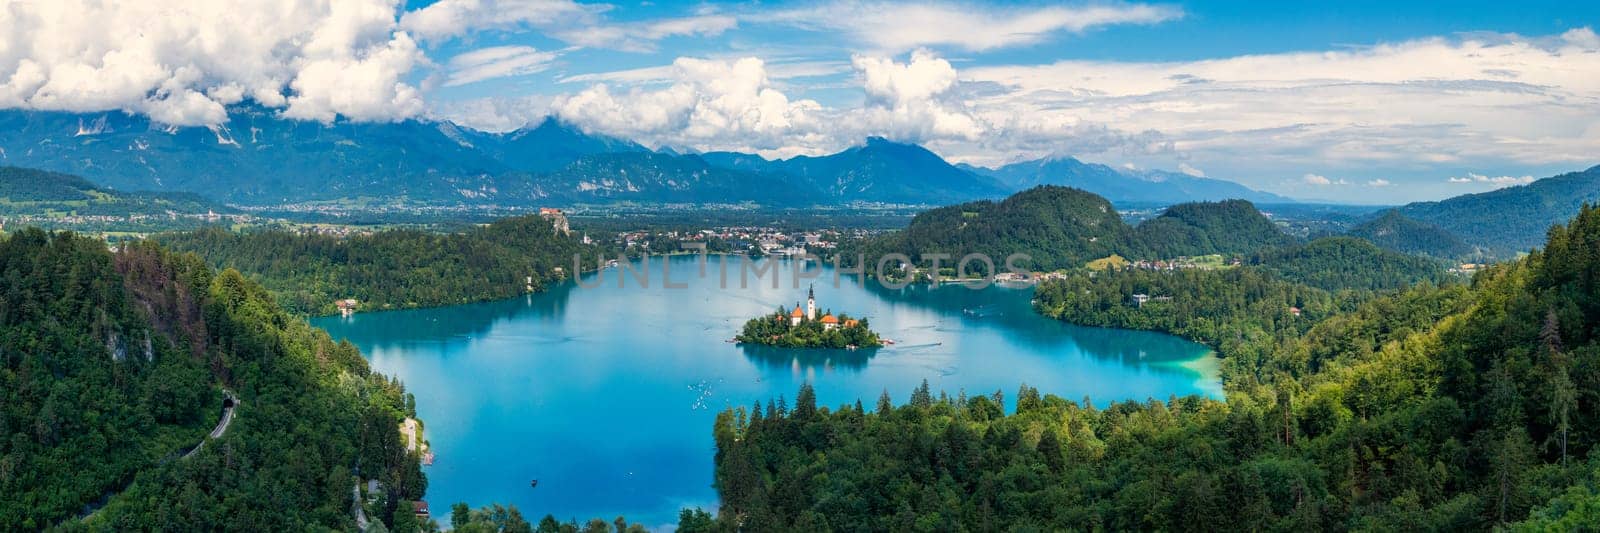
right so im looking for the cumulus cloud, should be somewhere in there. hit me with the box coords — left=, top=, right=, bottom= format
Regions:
left=1448, top=172, right=1535, bottom=185
left=550, top=57, right=823, bottom=155
left=1177, top=163, right=1205, bottom=177
left=1303, top=174, right=1349, bottom=186
left=852, top=49, right=983, bottom=141
left=444, top=46, right=559, bottom=87
left=0, top=0, right=424, bottom=125
left=1367, top=179, right=1392, bottom=187
left=758, top=1, right=1182, bottom=52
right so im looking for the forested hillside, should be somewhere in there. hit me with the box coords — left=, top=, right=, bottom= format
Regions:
left=706, top=205, right=1600, bottom=530
left=1398, top=165, right=1600, bottom=256
left=1347, top=209, right=1474, bottom=259
left=158, top=214, right=595, bottom=315
left=0, top=230, right=423, bottom=530
left=0, top=166, right=225, bottom=219
left=846, top=186, right=1130, bottom=272
left=1133, top=199, right=1296, bottom=258
left=1253, top=236, right=1448, bottom=291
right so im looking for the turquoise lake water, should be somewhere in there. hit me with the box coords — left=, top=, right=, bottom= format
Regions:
left=311, top=256, right=1220, bottom=528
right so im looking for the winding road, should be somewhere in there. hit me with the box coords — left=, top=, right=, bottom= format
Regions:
left=74, top=390, right=239, bottom=523
left=183, top=390, right=238, bottom=458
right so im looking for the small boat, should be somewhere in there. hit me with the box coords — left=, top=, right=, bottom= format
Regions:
left=530, top=480, right=539, bottom=489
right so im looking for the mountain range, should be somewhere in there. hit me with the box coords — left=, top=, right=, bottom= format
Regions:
left=0, top=107, right=1284, bottom=208
left=961, top=157, right=1292, bottom=204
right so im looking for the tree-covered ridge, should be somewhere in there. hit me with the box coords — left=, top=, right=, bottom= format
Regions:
left=0, top=229, right=423, bottom=531
left=1133, top=199, right=1297, bottom=258
left=705, top=205, right=1600, bottom=530
left=847, top=186, right=1130, bottom=272
left=1033, top=266, right=1337, bottom=370
left=1253, top=236, right=1449, bottom=291
left=157, top=214, right=596, bottom=315
left=0, top=166, right=225, bottom=217
left=1347, top=209, right=1475, bottom=259
left=844, top=187, right=1307, bottom=275
left=735, top=309, right=881, bottom=349
left=1398, top=165, right=1600, bottom=256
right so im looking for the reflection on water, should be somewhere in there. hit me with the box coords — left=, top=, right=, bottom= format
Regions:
left=739, top=344, right=879, bottom=372
left=312, top=255, right=1219, bottom=527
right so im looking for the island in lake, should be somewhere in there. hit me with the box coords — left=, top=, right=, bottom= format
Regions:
left=736, top=285, right=883, bottom=349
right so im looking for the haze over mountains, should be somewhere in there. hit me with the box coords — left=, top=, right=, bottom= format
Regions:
left=0, top=108, right=1283, bottom=207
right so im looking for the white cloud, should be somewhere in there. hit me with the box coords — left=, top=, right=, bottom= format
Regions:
left=759, top=1, right=1182, bottom=52
left=399, top=0, right=598, bottom=42
left=1367, top=178, right=1392, bottom=187
left=852, top=49, right=983, bottom=141
left=1303, top=174, right=1350, bottom=186
left=402, top=0, right=731, bottom=52
left=960, top=28, right=1600, bottom=170
left=444, top=46, right=559, bottom=87
left=0, top=0, right=424, bottom=125
left=1177, top=163, right=1205, bottom=177
left=561, top=60, right=848, bottom=85
left=553, top=15, right=737, bottom=53
left=1448, top=172, right=1535, bottom=185
left=550, top=57, right=824, bottom=155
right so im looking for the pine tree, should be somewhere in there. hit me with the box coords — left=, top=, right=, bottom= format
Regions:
left=876, top=390, right=893, bottom=415
left=1037, top=429, right=1064, bottom=474
left=910, top=379, right=933, bottom=409
left=795, top=383, right=817, bottom=420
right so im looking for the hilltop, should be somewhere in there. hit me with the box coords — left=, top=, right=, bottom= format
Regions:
left=1347, top=209, right=1475, bottom=259
left=1397, top=165, right=1600, bottom=255
left=1133, top=199, right=1297, bottom=258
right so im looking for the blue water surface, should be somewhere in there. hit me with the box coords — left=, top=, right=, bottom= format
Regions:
left=312, top=256, right=1220, bottom=528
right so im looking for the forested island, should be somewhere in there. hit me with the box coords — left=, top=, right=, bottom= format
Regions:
left=735, top=288, right=882, bottom=349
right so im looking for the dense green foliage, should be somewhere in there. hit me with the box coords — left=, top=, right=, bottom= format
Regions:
left=1254, top=236, right=1449, bottom=291
left=446, top=502, right=652, bottom=533
left=704, top=205, right=1600, bottom=531
left=0, top=166, right=225, bottom=228
left=158, top=214, right=596, bottom=315
left=846, top=186, right=1130, bottom=272
left=1347, top=209, right=1475, bottom=259
left=0, top=166, right=100, bottom=201
left=845, top=187, right=1304, bottom=274
left=0, top=229, right=424, bottom=531
left=1033, top=266, right=1338, bottom=373
left=736, top=310, right=882, bottom=349
left=1134, top=199, right=1297, bottom=258
left=1398, top=165, right=1600, bottom=256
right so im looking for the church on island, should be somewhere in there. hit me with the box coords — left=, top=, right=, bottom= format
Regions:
left=779, top=286, right=860, bottom=330
left=736, top=285, right=882, bottom=349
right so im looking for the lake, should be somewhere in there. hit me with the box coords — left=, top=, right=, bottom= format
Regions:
left=311, top=255, right=1220, bottom=528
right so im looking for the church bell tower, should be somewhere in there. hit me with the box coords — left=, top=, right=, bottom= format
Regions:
left=807, top=284, right=816, bottom=320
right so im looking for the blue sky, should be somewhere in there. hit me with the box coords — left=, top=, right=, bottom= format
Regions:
left=1, top=1, right=1597, bottom=202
